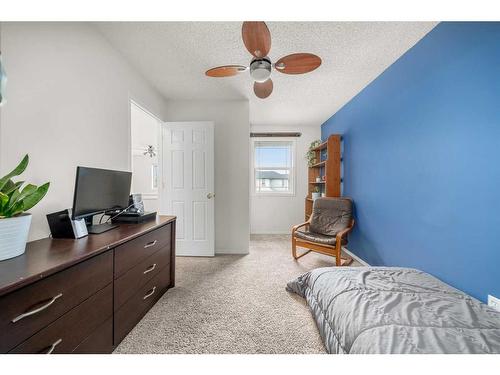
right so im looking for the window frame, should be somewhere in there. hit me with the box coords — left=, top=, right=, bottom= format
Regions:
left=250, top=137, right=297, bottom=197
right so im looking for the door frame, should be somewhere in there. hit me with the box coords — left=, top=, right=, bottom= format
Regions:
left=128, top=100, right=162, bottom=211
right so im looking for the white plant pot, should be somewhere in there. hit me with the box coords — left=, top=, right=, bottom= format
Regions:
left=0, top=214, right=32, bottom=261
left=311, top=192, right=321, bottom=201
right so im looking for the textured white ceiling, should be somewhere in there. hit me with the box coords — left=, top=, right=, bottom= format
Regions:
left=95, top=22, right=437, bottom=127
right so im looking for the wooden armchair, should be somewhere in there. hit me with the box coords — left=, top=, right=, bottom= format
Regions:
left=292, top=197, right=355, bottom=266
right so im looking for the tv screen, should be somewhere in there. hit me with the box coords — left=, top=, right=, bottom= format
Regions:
left=72, top=166, right=132, bottom=220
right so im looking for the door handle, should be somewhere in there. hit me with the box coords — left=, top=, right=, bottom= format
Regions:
left=207, top=192, right=215, bottom=199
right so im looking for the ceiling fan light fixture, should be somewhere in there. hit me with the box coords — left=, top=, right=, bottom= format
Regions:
left=250, top=58, right=272, bottom=83
left=205, top=22, right=322, bottom=99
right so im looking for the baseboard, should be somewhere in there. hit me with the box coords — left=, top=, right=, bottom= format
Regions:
left=250, top=231, right=290, bottom=235
left=215, top=249, right=249, bottom=255
left=342, top=247, right=370, bottom=266
left=176, top=250, right=216, bottom=257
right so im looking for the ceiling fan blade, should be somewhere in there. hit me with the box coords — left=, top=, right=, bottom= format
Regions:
left=242, top=22, right=271, bottom=58
left=206, top=65, right=247, bottom=77
left=253, top=79, right=273, bottom=99
left=274, top=53, right=322, bottom=74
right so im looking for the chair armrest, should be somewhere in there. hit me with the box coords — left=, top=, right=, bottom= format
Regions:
left=335, top=219, right=355, bottom=243
left=292, top=221, right=310, bottom=235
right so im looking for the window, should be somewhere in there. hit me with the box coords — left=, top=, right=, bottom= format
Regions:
left=252, top=139, right=295, bottom=195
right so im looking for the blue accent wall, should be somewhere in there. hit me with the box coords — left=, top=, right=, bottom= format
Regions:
left=321, top=22, right=500, bottom=302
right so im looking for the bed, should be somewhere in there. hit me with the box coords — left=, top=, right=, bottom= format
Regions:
left=286, top=267, right=500, bottom=354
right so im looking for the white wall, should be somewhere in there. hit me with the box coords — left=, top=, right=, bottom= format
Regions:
left=164, top=100, right=250, bottom=254
left=0, top=22, right=168, bottom=241
left=250, top=125, right=321, bottom=234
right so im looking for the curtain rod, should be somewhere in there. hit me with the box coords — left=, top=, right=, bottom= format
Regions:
left=250, top=132, right=301, bottom=138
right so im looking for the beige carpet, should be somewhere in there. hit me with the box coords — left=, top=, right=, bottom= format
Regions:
left=114, top=234, right=361, bottom=354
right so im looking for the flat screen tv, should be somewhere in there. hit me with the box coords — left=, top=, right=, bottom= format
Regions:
left=72, top=166, right=132, bottom=220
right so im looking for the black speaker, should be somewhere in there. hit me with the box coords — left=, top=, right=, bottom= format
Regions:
left=47, top=209, right=88, bottom=239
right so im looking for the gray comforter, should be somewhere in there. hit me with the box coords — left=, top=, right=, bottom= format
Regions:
left=287, top=267, right=500, bottom=354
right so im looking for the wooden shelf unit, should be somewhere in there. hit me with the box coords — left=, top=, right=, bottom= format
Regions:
left=311, top=141, right=327, bottom=152
left=305, top=134, right=342, bottom=220
left=310, top=160, right=326, bottom=168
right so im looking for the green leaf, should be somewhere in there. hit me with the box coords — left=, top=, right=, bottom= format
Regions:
left=8, top=188, right=20, bottom=208
left=7, top=183, right=37, bottom=210
left=0, top=179, right=14, bottom=194
left=7, top=201, right=24, bottom=217
left=21, top=182, right=50, bottom=212
left=0, top=154, right=29, bottom=191
left=2, top=180, right=24, bottom=195
left=0, top=192, right=8, bottom=210
left=0, top=155, right=49, bottom=217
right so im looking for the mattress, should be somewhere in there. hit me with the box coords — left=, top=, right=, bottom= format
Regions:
left=286, top=267, right=500, bottom=354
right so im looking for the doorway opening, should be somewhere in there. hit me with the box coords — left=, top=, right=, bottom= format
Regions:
left=129, top=100, right=161, bottom=213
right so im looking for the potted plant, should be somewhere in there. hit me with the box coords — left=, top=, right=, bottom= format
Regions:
left=311, top=186, right=321, bottom=201
left=306, top=139, right=322, bottom=167
left=0, top=155, right=50, bottom=261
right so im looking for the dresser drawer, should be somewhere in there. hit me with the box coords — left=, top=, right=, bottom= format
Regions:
left=0, top=251, right=113, bottom=353
left=9, top=284, right=112, bottom=354
left=72, top=317, right=113, bottom=354
left=114, top=265, right=171, bottom=345
left=114, top=244, right=171, bottom=311
left=114, top=223, right=172, bottom=277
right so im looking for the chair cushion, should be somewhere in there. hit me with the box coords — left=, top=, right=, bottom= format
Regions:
left=309, top=197, right=353, bottom=236
left=295, top=229, right=348, bottom=246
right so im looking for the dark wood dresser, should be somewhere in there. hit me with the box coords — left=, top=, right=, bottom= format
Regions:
left=0, top=215, right=176, bottom=354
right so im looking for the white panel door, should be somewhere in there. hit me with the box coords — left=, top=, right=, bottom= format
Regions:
left=160, top=122, right=215, bottom=256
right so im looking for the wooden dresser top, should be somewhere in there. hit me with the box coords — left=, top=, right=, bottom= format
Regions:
left=0, top=215, right=176, bottom=297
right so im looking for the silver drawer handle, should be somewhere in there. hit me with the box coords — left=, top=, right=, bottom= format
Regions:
left=12, top=293, right=63, bottom=323
left=45, top=338, right=62, bottom=354
left=143, top=263, right=157, bottom=275
left=144, top=240, right=157, bottom=248
left=143, top=286, right=156, bottom=300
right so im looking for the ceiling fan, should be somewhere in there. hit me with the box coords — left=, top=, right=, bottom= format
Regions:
left=205, top=22, right=322, bottom=99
